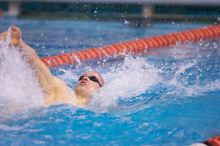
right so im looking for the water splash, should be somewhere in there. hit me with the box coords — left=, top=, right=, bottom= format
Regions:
left=87, top=41, right=220, bottom=113
left=87, top=56, right=161, bottom=112
left=0, top=40, right=44, bottom=117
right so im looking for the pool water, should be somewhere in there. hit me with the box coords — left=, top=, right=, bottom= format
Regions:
left=0, top=18, right=219, bottom=146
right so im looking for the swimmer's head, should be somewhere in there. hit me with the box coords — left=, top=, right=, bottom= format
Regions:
left=74, top=71, right=104, bottom=98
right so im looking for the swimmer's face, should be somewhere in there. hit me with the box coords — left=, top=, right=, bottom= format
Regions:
left=74, top=71, right=104, bottom=98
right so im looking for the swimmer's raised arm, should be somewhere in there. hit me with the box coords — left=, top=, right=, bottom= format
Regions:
left=0, top=26, right=77, bottom=106
left=0, top=26, right=104, bottom=107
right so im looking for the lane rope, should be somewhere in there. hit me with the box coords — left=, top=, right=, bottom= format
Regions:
left=203, top=136, right=220, bottom=146
left=0, top=9, right=3, bottom=17
left=40, top=25, right=220, bottom=68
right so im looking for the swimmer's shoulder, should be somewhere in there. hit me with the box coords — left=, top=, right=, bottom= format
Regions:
left=46, top=77, right=77, bottom=105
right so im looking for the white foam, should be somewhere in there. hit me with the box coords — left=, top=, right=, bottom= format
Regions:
left=0, top=40, right=44, bottom=117
left=0, top=123, right=22, bottom=131
left=88, top=56, right=161, bottom=112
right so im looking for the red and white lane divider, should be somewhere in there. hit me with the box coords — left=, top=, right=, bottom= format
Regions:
left=0, top=9, right=3, bottom=17
left=204, top=136, right=220, bottom=146
left=40, top=25, right=220, bottom=68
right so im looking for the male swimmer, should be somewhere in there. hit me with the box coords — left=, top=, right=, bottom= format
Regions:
left=0, top=26, right=104, bottom=107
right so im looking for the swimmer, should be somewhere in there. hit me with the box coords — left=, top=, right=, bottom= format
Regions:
left=0, top=26, right=104, bottom=107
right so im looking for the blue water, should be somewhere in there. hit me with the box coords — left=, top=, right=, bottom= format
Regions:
left=0, top=18, right=219, bottom=146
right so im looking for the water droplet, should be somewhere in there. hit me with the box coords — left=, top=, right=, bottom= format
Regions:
left=124, top=20, right=130, bottom=24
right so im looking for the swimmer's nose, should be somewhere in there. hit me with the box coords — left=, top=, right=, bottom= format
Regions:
left=81, top=76, right=88, bottom=82
left=84, top=77, right=89, bottom=81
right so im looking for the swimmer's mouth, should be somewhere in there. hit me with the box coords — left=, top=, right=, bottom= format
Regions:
left=79, top=81, right=87, bottom=86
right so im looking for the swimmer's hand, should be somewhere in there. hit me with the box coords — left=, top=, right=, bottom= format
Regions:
left=1, top=26, right=38, bottom=61
left=0, top=25, right=22, bottom=47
